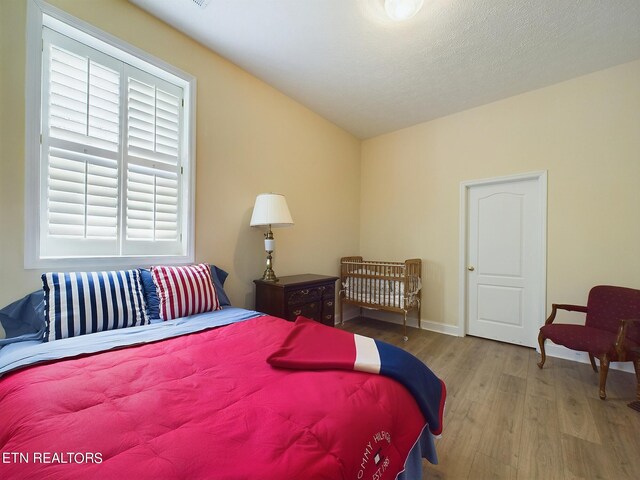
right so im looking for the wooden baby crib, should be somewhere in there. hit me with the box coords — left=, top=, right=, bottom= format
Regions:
left=339, top=256, right=422, bottom=340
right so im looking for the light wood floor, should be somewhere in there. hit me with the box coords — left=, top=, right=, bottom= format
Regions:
left=342, top=317, right=640, bottom=480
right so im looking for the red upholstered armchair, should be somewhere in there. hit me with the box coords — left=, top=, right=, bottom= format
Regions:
left=537, top=285, right=640, bottom=400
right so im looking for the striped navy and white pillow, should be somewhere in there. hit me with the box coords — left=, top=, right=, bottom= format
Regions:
left=42, top=270, right=149, bottom=342
left=151, top=263, right=221, bottom=321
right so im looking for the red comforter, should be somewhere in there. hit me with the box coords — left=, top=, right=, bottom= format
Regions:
left=0, top=315, right=426, bottom=479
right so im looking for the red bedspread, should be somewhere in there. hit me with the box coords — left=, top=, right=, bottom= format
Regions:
left=0, top=315, right=426, bottom=479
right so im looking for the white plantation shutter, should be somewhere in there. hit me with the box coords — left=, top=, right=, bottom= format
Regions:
left=48, top=44, right=120, bottom=152
left=41, top=28, right=122, bottom=257
left=47, top=148, right=119, bottom=238
left=123, top=67, right=183, bottom=255
left=127, top=77, right=181, bottom=164
left=38, top=26, right=189, bottom=261
left=126, top=166, right=179, bottom=241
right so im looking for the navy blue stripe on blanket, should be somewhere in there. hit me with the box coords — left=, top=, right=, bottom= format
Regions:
left=374, top=339, right=446, bottom=436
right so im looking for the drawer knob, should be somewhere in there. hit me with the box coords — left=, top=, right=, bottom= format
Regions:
left=301, top=289, right=309, bottom=295
left=325, top=315, right=333, bottom=320
left=327, top=301, right=333, bottom=306
left=293, top=309, right=302, bottom=315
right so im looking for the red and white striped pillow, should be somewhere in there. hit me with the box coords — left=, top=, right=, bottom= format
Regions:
left=151, top=264, right=221, bottom=321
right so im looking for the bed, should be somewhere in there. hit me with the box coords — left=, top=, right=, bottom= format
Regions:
left=340, top=257, right=422, bottom=341
left=0, top=272, right=444, bottom=480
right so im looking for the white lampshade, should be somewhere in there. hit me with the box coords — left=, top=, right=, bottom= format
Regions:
left=384, top=0, right=424, bottom=21
left=250, top=193, right=294, bottom=227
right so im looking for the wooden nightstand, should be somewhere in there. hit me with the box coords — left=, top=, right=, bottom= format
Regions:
left=254, top=274, right=339, bottom=326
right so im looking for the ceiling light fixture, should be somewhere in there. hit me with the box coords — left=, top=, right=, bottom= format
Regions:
left=384, top=0, right=424, bottom=21
left=190, top=0, right=211, bottom=8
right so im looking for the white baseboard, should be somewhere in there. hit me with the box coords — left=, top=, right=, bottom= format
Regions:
left=420, top=319, right=459, bottom=336
left=542, top=342, right=635, bottom=373
left=338, top=304, right=360, bottom=324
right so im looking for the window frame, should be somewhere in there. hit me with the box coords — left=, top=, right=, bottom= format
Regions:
left=25, top=0, right=196, bottom=270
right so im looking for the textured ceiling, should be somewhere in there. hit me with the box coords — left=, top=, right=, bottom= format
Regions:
left=129, top=0, right=640, bottom=139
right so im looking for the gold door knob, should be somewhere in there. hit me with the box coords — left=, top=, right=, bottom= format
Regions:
left=468, top=265, right=475, bottom=271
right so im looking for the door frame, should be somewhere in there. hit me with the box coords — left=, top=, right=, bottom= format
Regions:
left=458, top=171, right=548, bottom=342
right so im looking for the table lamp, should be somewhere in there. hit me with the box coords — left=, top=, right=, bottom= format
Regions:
left=250, top=193, right=294, bottom=282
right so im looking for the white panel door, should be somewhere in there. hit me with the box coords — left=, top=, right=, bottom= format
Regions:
left=466, top=176, right=544, bottom=347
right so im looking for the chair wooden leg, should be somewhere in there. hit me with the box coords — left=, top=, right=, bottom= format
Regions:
left=634, top=358, right=640, bottom=401
left=598, top=355, right=609, bottom=400
left=537, top=331, right=546, bottom=369
left=588, top=353, right=598, bottom=373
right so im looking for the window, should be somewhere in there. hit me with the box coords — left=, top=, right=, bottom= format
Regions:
left=25, top=1, right=195, bottom=268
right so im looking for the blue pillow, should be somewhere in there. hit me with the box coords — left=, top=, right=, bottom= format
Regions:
left=211, top=265, right=230, bottom=306
left=0, top=290, right=46, bottom=347
left=139, top=264, right=231, bottom=321
left=139, top=268, right=160, bottom=321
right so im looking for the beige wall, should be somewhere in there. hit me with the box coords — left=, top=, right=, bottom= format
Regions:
left=361, top=59, right=640, bottom=329
left=2, top=0, right=639, bottom=332
left=0, top=0, right=361, bottom=307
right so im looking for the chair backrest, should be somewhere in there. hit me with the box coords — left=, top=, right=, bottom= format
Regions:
left=585, top=285, right=640, bottom=342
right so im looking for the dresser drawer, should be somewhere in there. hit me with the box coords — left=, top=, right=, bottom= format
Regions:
left=323, top=298, right=335, bottom=312
left=286, top=287, right=321, bottom=305
left=321, top=299, right=335, bottom=326
left=320, top=285, right=335, bottom=299
left=287, top=302, right=321, bottom=322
